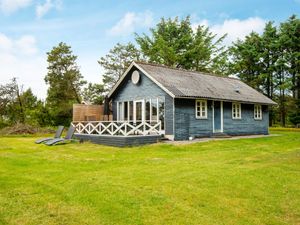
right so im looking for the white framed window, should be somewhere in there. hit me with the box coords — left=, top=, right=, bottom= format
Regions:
left=117, top=102, right=123, bottom=121
left=195, top=99, right=207, bottom=119
left=116, top=98, right=164, bottom=126
left=254, top=105, right=262, bottom=120
left=232, top=102, right=241, bottom=119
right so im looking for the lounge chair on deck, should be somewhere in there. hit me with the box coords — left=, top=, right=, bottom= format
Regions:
left=35, top=126, right=64, bottom=144
left=44, top=126, right=76, bottom=146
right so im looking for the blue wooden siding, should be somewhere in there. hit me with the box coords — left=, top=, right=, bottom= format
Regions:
left=223, top=102, right=269, bottom=135
left=174, top=99, right=213, bottom=140
left=174, top=99, right=269, bottom=140
left=74, top=134, right=161, bottom=147
left=110, top=66, right=174, bottom=135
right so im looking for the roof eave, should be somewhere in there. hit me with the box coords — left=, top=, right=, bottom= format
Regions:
left=174, top=95, right=277, bottom=105
left=107, top=61, right=135, bottom=99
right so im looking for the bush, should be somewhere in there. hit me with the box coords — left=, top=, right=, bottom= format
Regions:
left=0, top=123, right=55, bottom=135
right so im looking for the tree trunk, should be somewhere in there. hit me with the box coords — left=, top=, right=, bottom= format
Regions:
left=16, top=85, right=25, bottom=123
left=281, top=90, right=286, bottom=127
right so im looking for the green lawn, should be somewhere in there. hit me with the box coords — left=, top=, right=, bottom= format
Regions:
left=0, top=130, right=299, bottom=225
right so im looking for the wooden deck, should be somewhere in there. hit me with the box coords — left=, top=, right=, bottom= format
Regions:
left=71, top=120, right=163, bottom=146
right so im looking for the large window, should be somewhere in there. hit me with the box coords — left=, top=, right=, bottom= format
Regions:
left=116, top=97, right=165, bottom=129
left=254, top=105, right=262, bottom=120
left=232, top=102, right=241, bottom=119
left=195, top=99, right=207, bottom=119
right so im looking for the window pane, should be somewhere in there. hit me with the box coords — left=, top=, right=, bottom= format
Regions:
left=129, top=101, right=133, bottom=121
left=146, top=100, right=151, bottom=121
left=151, top=99, right=158, bottom=121
left=259, top=106, right=262, bottom=117
left=118, top=102, right=123, bottom=121
left=259, top=106, right=262, bottom=118
left=124, top=102, right=128, bottom=121
left=232, top=103, right=236, bottom=118
left=158, top=98, right=165, bottom=130
left=136, top=102, right=142, bottom=121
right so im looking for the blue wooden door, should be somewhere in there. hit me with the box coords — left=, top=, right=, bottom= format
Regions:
left=214, top=101, right=221, bottom=132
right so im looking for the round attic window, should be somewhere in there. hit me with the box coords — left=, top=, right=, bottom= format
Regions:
left=131, top=70, right=140, bottom=84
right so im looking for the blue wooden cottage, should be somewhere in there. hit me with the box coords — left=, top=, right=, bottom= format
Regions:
left=73, top=61, right=276, bottom=146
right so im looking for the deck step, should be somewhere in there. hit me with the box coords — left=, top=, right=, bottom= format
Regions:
left=211, top=132, right=231, bottom=138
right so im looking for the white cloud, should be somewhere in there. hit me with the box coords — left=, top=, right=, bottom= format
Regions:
left=0, top=33, right=47, bottom=99
left=15, top=35, right=38, bottom=55
left=192, top=17, right=266, bottom=45
left=0, top=33, right=38, bottom=55
left=211, top=17, right=266, bottom=45
left=36, top=0, right=62, bottom=18
left=0, top=0, right=32, bottom=14
left=191, top=19, right=209, bottom=31
left=0, top=33, right=13, bottom=51
left=107, top=11, right=153, bottom=36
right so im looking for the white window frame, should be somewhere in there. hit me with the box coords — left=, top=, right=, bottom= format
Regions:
left=127, top=101, right=131, bottom=122
left=133, top=100, right=145, bottom=123
left=195, top=99, right=207, bottom=119
left=117, top=101, right=124, bottom=121
left=150, top=98, right=159, bottom=123
left=254, top=104, right=262, bottom=120
left=232, top=102, right=241, bottom=119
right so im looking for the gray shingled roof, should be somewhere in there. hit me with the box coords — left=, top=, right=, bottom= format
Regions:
left=136, top=62, right=276, bottom=105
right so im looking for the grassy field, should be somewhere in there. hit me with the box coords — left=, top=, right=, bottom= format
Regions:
left=0, top=130, right=299, bottom=225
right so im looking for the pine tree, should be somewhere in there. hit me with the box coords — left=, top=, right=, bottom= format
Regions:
left=45, top=42, right=86, bottom=126
left=98, top=43, right=141, bottom=91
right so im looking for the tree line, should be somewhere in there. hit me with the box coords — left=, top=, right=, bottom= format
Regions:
left=0, top=15, right=299, bottom=128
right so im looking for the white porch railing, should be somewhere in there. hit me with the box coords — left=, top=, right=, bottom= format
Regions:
left=71, top=120, right=162, bottom=136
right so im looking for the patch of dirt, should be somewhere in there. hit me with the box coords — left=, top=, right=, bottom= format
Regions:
left=0, top=123, right=55, bottom=135
left=163, top=134, right=280, bottom=145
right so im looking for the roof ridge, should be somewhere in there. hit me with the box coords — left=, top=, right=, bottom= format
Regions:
left=134, top=61, right=240, bottom=81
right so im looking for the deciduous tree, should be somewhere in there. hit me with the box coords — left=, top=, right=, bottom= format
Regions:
left=136, top=16, right=227, bottom=74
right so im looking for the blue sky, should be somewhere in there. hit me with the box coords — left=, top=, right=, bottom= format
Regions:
left=0, top=0, right=299, bottom=99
